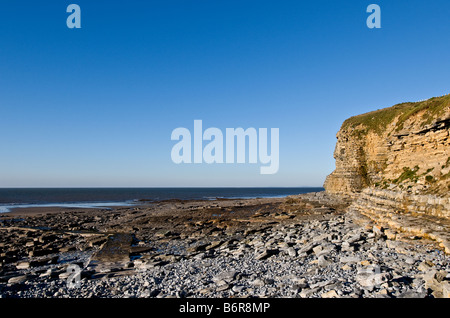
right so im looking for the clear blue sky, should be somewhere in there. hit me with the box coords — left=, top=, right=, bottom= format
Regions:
left=1, top=0, right=449, bottom=187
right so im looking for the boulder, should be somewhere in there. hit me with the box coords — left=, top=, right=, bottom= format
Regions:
left=213, top=270, right=239, bottom=283
left=286, top=247, right=297, bottom=257
left=16, top=261, right=30, bottom=270
left=423, top=269, right=449, bottom=296
left=255, top=249, right=278, bottom=260
left=442, top=281, right=450, bottom=298
left=321, top=290, right=339, bottom=298
left=8, top=274, right=28, bottom=284
left=318, top=255, right=330, bottom=267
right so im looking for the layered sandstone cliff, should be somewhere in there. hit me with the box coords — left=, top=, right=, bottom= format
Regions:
left=325, top=94, right=450, bottom=198
left=324, top=94, right=450, bottom=252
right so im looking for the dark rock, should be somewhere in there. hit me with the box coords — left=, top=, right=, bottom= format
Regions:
left=255, top=249, right=279, bottom=260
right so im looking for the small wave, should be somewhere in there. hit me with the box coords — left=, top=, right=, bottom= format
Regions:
left=0, top=206, right=11, bottom=213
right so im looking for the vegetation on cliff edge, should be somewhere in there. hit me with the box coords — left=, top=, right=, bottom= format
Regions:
left=342, top=94, right=450, bottom=135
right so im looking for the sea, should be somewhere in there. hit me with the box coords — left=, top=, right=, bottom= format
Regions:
left=0, top=187, right=324, bottom=213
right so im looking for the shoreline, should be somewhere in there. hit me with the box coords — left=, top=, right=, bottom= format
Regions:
left=0, top=192, right=312, bottom=216
left=1, top=192, right=449, bottom=298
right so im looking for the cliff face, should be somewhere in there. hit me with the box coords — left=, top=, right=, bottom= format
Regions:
left=324, top=94, right=450, bottom=252
left=325, top=94, right=450, bottom=216
left=325, top=94, right=450, bottom=199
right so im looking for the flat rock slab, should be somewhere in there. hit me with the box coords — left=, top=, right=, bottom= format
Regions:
left=92, top=233, right=132, bottom=263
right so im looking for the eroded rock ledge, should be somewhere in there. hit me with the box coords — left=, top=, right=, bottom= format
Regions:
left=350, top=188, right=450, bottom=254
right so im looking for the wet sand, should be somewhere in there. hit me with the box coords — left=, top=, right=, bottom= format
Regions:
left=3, top=204, right=143, bottom=217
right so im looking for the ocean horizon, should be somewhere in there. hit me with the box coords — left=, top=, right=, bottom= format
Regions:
left=0, top=187, right=324, bottom=213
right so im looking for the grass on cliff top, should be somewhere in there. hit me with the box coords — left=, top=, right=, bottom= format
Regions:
left=342, top=94, right=450, bottom=135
